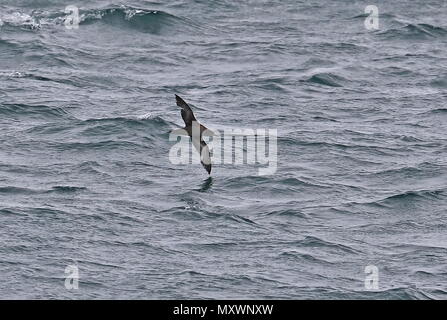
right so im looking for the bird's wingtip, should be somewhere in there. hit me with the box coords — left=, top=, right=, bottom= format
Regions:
left=202, top=163, right=212, bottom=175
left=175, top=94, right=183, bottom=103
left=175, top=94, right=190, bottom=109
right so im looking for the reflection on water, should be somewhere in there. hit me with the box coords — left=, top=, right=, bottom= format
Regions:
left=198, top=176, right=213, bottom=192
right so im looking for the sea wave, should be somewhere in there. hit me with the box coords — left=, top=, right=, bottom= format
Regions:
left=379, top=23, right=447, bottom=39
left=79, top=6, right=193, bottom=34
left=0, top=6, right=200, bottom=34
left=303, top=72, right=347, bottom=87
left=0, top=103, right=72, bottom=119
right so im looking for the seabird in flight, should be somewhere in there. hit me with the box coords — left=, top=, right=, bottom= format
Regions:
left=175, top=94, right=212, bottom=174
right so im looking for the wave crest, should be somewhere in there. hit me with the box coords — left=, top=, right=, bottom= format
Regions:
left=0, top=6, right=199, bottom=34
left=304, top=73, right=346, bottom=87
left=380, top=23, right=447, bottom=39
left=79, top=6, right=186, bottom=34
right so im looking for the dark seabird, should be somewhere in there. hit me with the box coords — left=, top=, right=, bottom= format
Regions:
left=175, top=94, right=212, bottom=174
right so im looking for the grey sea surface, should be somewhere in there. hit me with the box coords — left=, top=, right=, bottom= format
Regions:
left=0, top=0, right=446, bottom=299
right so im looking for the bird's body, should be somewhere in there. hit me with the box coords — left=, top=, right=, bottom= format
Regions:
left=175, top=95, right=212, bottom=174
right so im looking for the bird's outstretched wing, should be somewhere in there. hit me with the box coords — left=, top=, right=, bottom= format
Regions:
left=200, top=139, right=212, bottom=175
left=191, top=136, right=212, bottom=175
left=176, top=94, right=196, bottom=127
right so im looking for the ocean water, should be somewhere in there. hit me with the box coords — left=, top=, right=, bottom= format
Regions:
left=0, top=0, right=446, bottom=299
